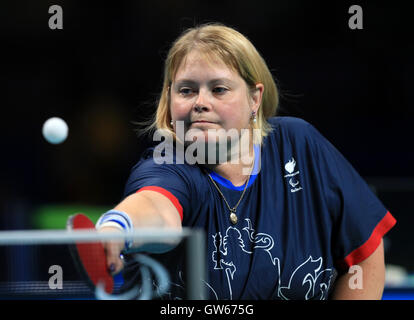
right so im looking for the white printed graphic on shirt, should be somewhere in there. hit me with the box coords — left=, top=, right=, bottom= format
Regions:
left=209, top=219, right=332, bottom=300
left=210, top=219, right=280, bottom=300
left=279, top=256, right=333, bottom=300
left=284, top=157, right=303, bottom=193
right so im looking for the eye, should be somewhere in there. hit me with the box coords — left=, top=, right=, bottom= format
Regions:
left=178, top=87, right=196, bottom=96
left=212, top=86, right=228, bottom=94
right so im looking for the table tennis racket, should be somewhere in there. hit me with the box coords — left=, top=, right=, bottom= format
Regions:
left=67, top=213, right=114, bottom=294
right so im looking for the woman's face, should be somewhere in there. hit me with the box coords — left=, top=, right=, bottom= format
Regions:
left=170, top=50, right=263, bottom=147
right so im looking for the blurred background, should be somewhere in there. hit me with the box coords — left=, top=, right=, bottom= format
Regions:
left=0, top=0, right=413, bottom=298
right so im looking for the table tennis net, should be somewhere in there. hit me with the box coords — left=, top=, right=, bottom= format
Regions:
left=0, top=228, right=206, bottom=300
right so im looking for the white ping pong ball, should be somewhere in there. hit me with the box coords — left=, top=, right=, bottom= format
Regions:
left=42, top=117, right=69, bottom=144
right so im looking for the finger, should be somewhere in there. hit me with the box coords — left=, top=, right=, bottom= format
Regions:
left=104, top=241, right=124, bottom=275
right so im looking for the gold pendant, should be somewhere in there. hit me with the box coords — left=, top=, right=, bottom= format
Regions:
left=230, top=212, right=238, bottom=225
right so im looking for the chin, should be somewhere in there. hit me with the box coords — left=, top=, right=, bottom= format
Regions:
left=186, top=128, right=240, bottom=144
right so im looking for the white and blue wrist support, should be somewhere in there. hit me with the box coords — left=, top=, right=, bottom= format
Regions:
left=96, top=210, right=134, bottom=250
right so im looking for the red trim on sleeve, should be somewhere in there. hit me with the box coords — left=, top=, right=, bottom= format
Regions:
left=136, top=186, right=183, bottom=221
left=337, top=211, right=396, bottom=270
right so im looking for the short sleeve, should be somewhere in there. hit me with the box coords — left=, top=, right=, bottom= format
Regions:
left=123, top=149, right=195, bottom=222
left=306, top=123, right=397, bottom=271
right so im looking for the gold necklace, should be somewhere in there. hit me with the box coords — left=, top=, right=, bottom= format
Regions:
left=206, top=171, right=252, bottom=225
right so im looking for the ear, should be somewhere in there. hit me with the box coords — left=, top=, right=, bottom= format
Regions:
left=250, top=83, right=264, bottom=113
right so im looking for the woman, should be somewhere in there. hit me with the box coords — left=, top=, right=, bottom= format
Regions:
left=97, top=23, right=396, bottom=300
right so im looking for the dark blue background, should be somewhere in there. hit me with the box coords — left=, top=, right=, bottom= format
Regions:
left=0, top=0, right=412, bottom=269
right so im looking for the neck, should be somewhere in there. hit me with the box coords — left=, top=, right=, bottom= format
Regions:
left=202, top=130, right=255, bottom=186
left=206, top=162, right=252, bottom=186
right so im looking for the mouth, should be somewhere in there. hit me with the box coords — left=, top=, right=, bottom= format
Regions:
left=192, top=119, right=212, bottom=122
left=190, top=120, right=216, bottom=125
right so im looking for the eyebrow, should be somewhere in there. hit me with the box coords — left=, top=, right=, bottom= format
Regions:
left=174, top=78, right=236, bottom=87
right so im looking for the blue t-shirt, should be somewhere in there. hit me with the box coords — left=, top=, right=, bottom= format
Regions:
left=122, top=117, right=396, bottom=300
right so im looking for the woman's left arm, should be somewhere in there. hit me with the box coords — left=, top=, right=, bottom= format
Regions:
left=330, top=239, right=385, bottom=300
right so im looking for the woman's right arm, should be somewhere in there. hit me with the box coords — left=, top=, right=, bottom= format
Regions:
left=99, top=189, right=182, bottom=274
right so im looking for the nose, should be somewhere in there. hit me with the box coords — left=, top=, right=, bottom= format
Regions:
left=194, top=104, right=208, bottom=113
left=193, top=89, right=211, bottom=113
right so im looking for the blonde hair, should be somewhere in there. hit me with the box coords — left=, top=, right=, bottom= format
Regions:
left=148, top=23, right=279, bottom=145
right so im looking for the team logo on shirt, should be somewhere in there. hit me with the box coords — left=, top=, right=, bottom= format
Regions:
left=284, top=157, right=303, bottom=193
left=284, top=157, right=297, bottom=174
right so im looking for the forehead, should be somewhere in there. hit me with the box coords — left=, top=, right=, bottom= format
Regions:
left=173, top=50, right=239, bottom=82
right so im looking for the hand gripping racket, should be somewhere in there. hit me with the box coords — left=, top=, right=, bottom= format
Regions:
left=66, top=213, right=172, bottom=299
left=67, top=213, right=114, bottom=294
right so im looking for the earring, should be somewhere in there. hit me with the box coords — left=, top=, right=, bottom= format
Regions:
left=252, top=111, right=257, bottom=123
left=170, top=120, right=173, bottom=126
